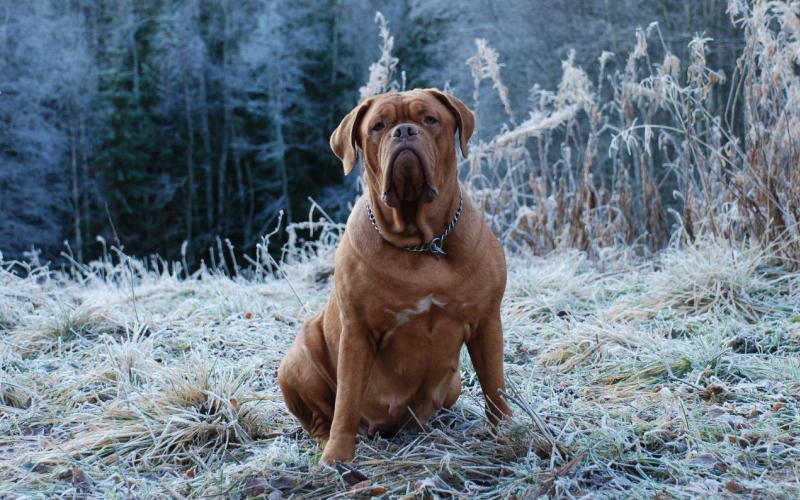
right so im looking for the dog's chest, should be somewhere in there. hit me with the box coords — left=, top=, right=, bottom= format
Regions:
left=387, top=294, right=445, bottom=330
left=375, top=293, right=470, bottom=352
left=360, top=293, right=467, bottom=425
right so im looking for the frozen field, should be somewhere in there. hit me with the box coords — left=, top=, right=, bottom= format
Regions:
left=1, top=235, right=798, bottom=498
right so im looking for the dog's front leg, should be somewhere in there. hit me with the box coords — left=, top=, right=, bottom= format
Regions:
left=320, top=319, right=373, bottom=464
left=467, top=310, right=512, bottom=424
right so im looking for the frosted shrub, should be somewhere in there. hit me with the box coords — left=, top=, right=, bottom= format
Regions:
left=434, top=0, right=800, bottom=265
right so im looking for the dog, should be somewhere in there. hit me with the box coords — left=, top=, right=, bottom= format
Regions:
left=278, top=88, right=511, bottom=464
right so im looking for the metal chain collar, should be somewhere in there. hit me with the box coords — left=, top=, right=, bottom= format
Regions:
left=365, top=190, right=463, bottom=256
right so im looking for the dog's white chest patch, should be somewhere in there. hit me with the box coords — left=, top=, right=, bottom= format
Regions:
left=385, top=294, right=446, bottom=336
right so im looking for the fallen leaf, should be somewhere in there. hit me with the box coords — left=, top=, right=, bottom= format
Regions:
left=773, top=402, right=786, bottom=411
left=71, top=468, right=93, bottom=493
left=244, top=311, right=253, bottom=320
left=726, top=480, right=745, bottom=493
left=31, top=463, right=51, bottom=474
left=350, top=480, right=370, bottom=489
left=269, top=474, right=295, bottom=490
left=230, top=398, right=238, bottom=409
left=553, top=450, right=587, bottom=477
left=367, top=485, right=386, bottom=495
left=688, top=454, right=717, bottom=468
left=699, top=384, right=726, bottom=401
left=728, top=435, right=750, bottom=448
left=706, top=406, right=727, bottom=418
left=590, top=473, right=613, bottom=487
left=336, top=463, right=368, bottom=486
left=241, top=475, right=269, bottom=497
left=186, top=467, right=195, bottom=478
left=348, top=481, right=386, bottom=497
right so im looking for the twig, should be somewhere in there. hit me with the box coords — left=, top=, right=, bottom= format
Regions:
left=105, top=202, right=140, bottom=323
left=502, top=381, right=566, bottom=462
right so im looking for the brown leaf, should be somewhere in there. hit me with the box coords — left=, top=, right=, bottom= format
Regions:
left=699, top=384, right=726, bottom=401
left=367, top=485, right=386, bottom=495
left=230, top=398, right=238, bottom=409
left=350, top=480, right=370, bottom=490
left=186, top=467, right=195, bottom=478
left=747, top=407, right=762, bottom=418
left=244, top=311, right=254, bottom=320
left=773, top=402, right=786, bottom=411
left=726, top=480, right=745, bottom=493
left=728, top=435, right=750, bottom=448
left=241, top=475, right=269, bottom=497
left=71, top=467, right=93, bottom=493
left=336, top=463, right=368, bottom=486
left=348, top=481, right=386, bottom=497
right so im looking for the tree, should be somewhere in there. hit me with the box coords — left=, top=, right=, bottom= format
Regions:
left=236, top=0, right=325, bottom=227
left=0, top=2, right=96, bottom=258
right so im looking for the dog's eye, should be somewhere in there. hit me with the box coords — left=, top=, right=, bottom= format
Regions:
left=372, top=122, right=386, bottom=132
left=423, top=116, right=438, bottom=126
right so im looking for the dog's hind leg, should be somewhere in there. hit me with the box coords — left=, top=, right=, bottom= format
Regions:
left=443, top=370, right=461, bottom=409
left=278, top=317, right=336, bottom=445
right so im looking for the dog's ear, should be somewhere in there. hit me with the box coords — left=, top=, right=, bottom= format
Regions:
left=330, top=97, right=374, bottom=175
left=425, top=89, right=475, bottom=159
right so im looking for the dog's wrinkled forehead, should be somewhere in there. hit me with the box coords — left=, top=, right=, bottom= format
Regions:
left=364, top=91, right=453, bottom=129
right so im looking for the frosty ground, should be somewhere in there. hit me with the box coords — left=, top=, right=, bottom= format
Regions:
left=1, top=234, right=798, bottom=498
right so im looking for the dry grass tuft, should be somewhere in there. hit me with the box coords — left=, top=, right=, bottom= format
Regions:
left=32, top=354, right=271, bottom=471
left=608, top=236, right=798, bottom=322
left=1, top=344, right=33, bottom=411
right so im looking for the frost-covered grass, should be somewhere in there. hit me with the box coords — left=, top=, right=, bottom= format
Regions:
left=3, top=1, right=800, bottom=497
left=1, top=234, right=799, bottom=498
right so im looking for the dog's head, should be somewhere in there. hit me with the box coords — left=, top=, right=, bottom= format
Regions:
left=330, top=89, right=474, bottom=209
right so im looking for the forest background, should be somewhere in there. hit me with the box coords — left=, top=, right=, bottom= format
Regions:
left=0, top=0, right=741, bottom=265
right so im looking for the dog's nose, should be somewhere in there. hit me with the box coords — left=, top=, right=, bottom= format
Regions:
left=391, top=123, right=420, bottom=139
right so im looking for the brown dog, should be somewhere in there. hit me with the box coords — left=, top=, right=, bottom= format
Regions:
left=278, top=88, right=511, bottom=464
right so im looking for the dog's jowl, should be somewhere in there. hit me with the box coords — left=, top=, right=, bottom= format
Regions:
left=278, top=88, right=512, bottom=464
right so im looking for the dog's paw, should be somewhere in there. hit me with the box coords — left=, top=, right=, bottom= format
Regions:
left=319, top=438, right=355, bottom=465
